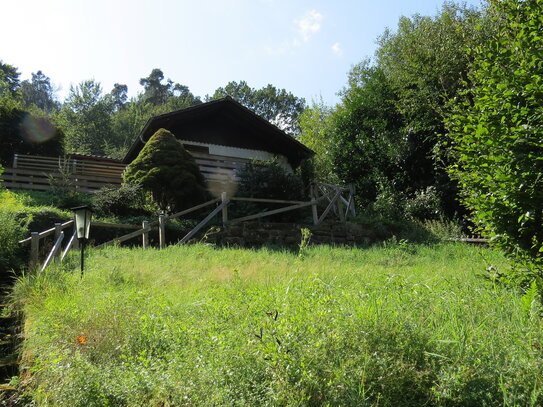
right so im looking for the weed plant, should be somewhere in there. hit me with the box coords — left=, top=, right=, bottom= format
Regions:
left=10, top=243, right=543, bottom=406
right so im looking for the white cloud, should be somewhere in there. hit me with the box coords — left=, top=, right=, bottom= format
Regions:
left=296, top=10, right=323, bottom=42
left=264, top=10, right=323, bottom=56
left=331, top=42, right=343, bottom=56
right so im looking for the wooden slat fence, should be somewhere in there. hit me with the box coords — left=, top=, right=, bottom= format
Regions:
left=3, top=154, right=125, bottom=193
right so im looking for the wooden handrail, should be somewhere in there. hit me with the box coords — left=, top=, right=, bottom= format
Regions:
left=230, top=197, right=306, bottom=205
left=40, top=231, right=64, bottom=273
left=61, top=231, right=77, bottom=261
left=95, top=224, right=152, bottom=249
left=164, top=198, right=220, bottom=221
left=229, top=198, right=325, bottom=224
left=178, top=200, right=229, bottom=244
left=19, top=219, right=144, bottom=244
left=19, top=220, right=74, bottom=244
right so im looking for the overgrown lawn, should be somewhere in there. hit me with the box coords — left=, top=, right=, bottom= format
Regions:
left=12, top=243, right=543, bottom=406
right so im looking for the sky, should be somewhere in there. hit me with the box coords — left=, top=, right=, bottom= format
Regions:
left=1, top=0, right=484, bottom=106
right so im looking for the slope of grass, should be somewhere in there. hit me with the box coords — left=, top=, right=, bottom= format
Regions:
left=11, top=242, right=543, bottom=406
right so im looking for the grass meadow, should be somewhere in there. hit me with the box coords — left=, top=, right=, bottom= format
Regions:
left=10, top=242, right=543, bottom=406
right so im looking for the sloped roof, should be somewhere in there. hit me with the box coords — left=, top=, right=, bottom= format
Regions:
left=122, top=97, right=314, bottom=168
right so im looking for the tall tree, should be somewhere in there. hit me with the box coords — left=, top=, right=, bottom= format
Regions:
left=109, top=83, right=128, bottom=112
left=109, top=77, right=201, bottom=159
left=210, top=81, right=305, bottom=135
left=139, top=69, right=173, bottom=105
left=0, top=61, right=20, bottom=97
left=376, top=3, right=489, bottom=216
left=446, top=0, right=543, bottom=275
left=57, top=80, right=114, bottom=155
left=298, top=98, right=336, bottom=182
left=329, top=63, right=407, bottom=207
left=20, top=70, right=59, bottom=113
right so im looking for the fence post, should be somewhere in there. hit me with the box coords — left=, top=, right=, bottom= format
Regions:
left=221, top=192, right=228, bottom=225
left=310, top=184, right=318, bottom=225
left=54, top=223, right=62, bottom=259
left=337, top=191, right=346, bottom=222
left=159, top=213, right=166, bottom=249
left=349, top=184, right=356, bottom=217
left=142, top=221, right=149, bottom=249
left=30, top=232, right=39, bottom=267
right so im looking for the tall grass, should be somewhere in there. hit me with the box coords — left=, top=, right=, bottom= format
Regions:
left=11, top=242, right=543, bottom=406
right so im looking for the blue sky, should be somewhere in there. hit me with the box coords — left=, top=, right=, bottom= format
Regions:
left=1, top=0, right=484, bottom=106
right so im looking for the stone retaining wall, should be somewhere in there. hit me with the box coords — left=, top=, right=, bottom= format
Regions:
left=205, top=221, right=394, bottom=248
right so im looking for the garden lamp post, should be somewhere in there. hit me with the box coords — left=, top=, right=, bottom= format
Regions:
left=72, top=205, right=93, bottom=276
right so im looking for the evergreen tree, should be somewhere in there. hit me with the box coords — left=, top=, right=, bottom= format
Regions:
left=20, top=70, right=59, bottom=113
left=123, top=128, right=207, bottom=212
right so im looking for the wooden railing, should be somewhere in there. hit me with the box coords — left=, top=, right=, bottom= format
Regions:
left=20, top=181, right=357, bottom=269
left=19, top=220, right=144, bottom=271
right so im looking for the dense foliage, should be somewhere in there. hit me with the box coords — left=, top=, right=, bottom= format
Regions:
left=446, top=0, right=543, bottom=276
left=123, top=128, right=207, bottom=212
left=234, top=160, right=306, bottom=221
left=56, top=80, right=115, bottom=156
left=300, top=3, right=488, bottom=220
left=237, top=160, right=305, bottom=201
left=0, top=178, right=30, bottom=274
left=91, top=183, right=150, bottom=218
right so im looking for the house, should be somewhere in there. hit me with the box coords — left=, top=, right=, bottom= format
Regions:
left=1, top=98, right=314, bottom=194
left=122, top=97, right=314, bottom=193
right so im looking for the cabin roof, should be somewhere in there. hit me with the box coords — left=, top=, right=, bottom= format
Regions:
left=122, top=97, right=314, bottom=168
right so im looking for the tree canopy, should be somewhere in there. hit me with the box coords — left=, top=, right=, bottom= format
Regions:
left=56, top=80, right=114, bottom=156
left=210, top=81, right=305, bottom=135
left=20, top=71, right=59, bottom=113
left=0, top=61, right=20, bottom=97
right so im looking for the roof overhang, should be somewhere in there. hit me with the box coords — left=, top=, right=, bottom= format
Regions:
left=122, top=97, right=314, bottom=168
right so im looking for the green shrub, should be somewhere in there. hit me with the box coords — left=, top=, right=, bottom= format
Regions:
left=404, top=186, right=442, bottom=221
left=445, top=0, right=543, bottom=279
left=91, top=183, right=150, bottom=218
left=234, top=159, right=306, bottom=222
left=371, top=181, right=406, bottom=220
left=238, top=159, right=304, bottom=200
left=0, top=190, right=30, bottom=273
left=123, top=128, right=207, bottom=212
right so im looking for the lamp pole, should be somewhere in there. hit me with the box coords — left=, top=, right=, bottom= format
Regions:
left=71, top=205, right=93, bottom=277
left=80, top=238, right=86, bottom=277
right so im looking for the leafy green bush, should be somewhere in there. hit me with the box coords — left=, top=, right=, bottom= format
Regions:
left=445, top=0, right=543, bottom=279
left=238, top=159, right=305, bottom=200
left=235, top=159, right=305, bottom=221
left=371, top=181, right=406, bottom=220
left=404, top=186, right=442, bottom=221
left=91, top=183, right=150, bottom=218
left=123, top=128, right=207, bottom=212
left=0, top=189, right=30, bottom=273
